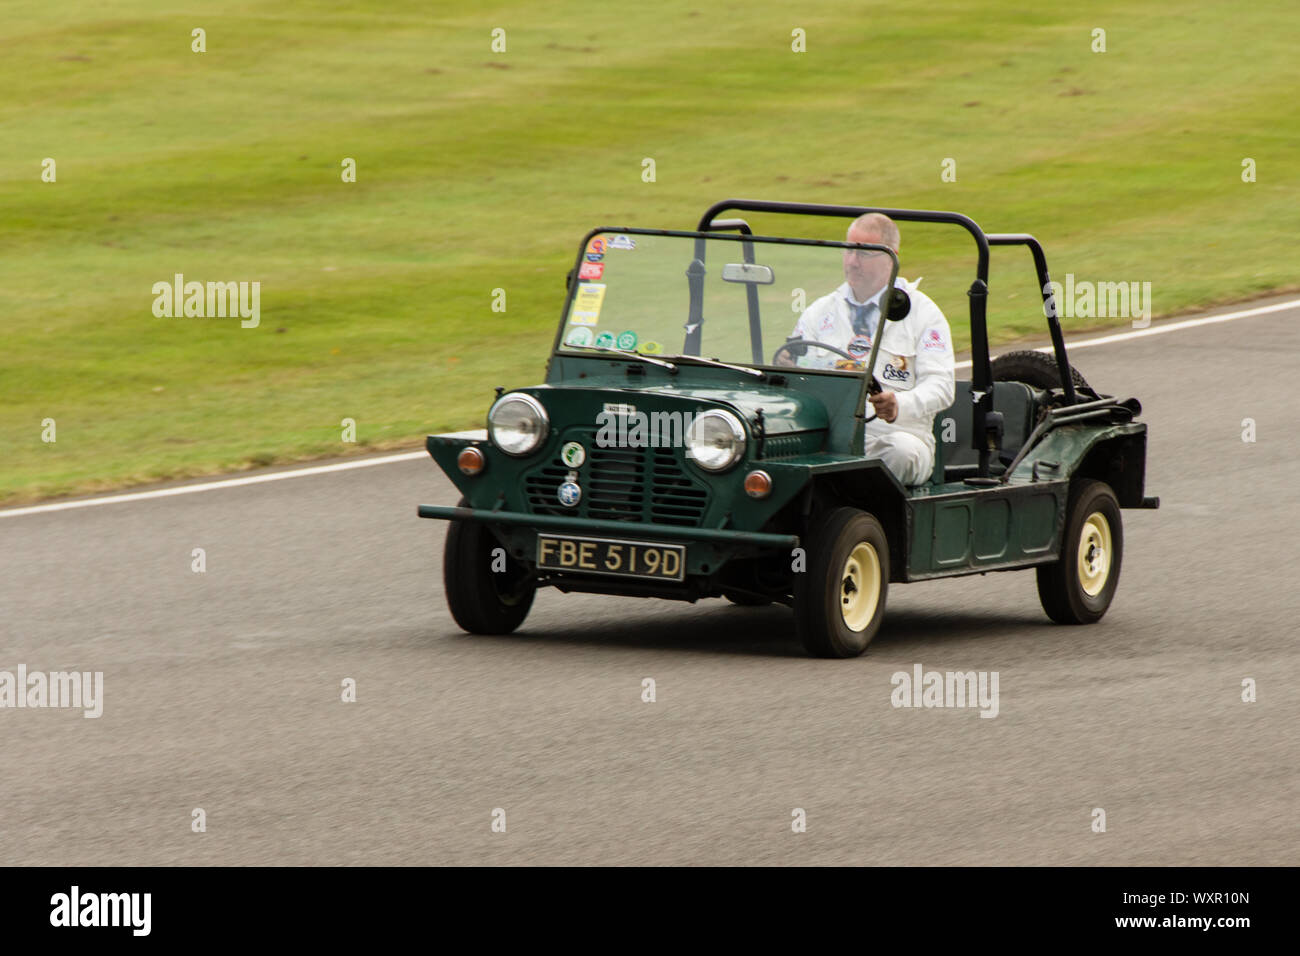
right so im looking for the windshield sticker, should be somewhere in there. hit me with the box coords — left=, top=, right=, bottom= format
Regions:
left=571, top=282, right=606, bottom=325
left=640, top=340, right=662, bottom=354
left=578, top=261, right=604, bottom=281
left=607, top=235, right=636, bottom=250
left=615, top=330, right=638, bottom=351
left=586, top=237, right=606, bottom=256
left=594, top=330, right=616, bottom=348
left=565, top=326, right=594, bottom=347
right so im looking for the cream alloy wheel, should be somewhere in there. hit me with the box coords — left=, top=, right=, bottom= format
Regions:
left=1077, top=512, right=1112, bottom=597
left=840, top=542, right=882, bottom=632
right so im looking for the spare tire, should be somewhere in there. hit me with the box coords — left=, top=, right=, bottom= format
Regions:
left=990, top=350, right=1088, bottom=391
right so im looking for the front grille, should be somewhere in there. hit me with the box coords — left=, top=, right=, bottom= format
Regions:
left=522, top=431, right=709, bottom=527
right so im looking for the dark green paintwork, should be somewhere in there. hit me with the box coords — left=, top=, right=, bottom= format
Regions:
left=419, top=234, right=1151, bottom=594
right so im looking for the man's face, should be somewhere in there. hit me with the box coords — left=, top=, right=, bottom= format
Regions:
left=842, top=225, right=894, bottom=301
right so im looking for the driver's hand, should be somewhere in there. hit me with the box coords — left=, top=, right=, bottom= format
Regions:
left=869, top=390, right=899, bottom=423
left=774, top=351, right=796, bottom=367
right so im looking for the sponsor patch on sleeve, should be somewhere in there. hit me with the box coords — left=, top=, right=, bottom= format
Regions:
left=922, top=328, right=947, bottom=351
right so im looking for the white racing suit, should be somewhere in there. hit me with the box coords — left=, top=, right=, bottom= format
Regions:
left=791, top=279, right=956, bottom=486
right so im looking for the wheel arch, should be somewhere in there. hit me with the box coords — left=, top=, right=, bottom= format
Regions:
left=1072, top=429, right=1149, bottom=508
left=1023, top=422, right=1149, bottom=508
left=802, top=462, right=910, bottom=581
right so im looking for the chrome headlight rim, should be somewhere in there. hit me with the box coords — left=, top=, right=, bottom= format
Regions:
left=488, top=392, right=549, bottom=457
left=686, top=408, right=747, bottom=473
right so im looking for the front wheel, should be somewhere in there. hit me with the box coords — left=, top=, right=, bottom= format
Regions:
left=1037, top=480, right=1123, bottom=624
left=794, top=507, right=889, bottom=658
left=443, top=500, right=535, bottom=634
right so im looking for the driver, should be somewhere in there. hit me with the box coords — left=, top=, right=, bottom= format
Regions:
left=776, top=213, right=955, bottom=486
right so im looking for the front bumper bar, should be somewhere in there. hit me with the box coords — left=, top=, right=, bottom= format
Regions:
left=417, top=505, right=799, bottom=548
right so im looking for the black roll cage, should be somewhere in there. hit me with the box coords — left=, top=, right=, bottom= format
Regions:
left=697, top=199, right=1079, bottom=480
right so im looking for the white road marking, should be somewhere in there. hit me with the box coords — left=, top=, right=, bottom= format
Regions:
left=4, top=297, right=1297, bottom=519
left=0, top=452, right=429, bottom=518
left=954, top=297, right=1300, bottom=370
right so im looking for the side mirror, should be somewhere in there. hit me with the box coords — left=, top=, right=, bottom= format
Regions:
left=884, top=287, right=910, bottom=321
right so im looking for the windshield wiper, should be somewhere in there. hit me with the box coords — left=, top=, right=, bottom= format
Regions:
left=655, top=353, right=765, bottom=378
left=565, top=344, right=678, bottom=372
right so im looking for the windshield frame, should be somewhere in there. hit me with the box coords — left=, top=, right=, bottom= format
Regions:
left=548, top=227, right=901, bottom=377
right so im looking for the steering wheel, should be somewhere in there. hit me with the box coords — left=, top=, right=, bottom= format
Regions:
left=772, top=339, right=887, bottom=423
left=771, top=339, right=865, bottom=367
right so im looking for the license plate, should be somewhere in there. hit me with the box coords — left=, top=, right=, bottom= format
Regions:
left=536, top=534, right=685, bottom=581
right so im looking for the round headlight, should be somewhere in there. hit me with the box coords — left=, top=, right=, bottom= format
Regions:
left=686, top=409, right=746, bottom=472
left=488, top=393, right=549, bottom=456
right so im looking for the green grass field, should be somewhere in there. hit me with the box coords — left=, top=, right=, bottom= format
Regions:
left=3, top=1, right=1297, bottom=503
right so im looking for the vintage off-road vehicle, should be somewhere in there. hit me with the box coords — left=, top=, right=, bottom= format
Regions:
left=418, top=200, right=1158, bottom=657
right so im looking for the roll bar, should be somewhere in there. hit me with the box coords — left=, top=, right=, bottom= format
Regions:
left=698, top=199, right=1078, bottom=478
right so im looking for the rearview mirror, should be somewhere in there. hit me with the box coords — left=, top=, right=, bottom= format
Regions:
left=721, top=262, right=775, bottom=285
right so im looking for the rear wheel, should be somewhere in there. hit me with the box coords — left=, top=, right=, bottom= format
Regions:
left=443, top=499, right=535, bottom=634
left=1037, top=480, right=1122, bottom=624
left=794, top=507, right=889, bottom=658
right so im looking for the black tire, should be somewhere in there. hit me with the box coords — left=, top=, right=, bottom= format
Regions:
left=991, top=350, right=1089, bottom=391
left=443, top=499, right=535, bottom=635
left=794, top=507, right=889, bottom=658
left=1037, top=480, right=1122, bottom=625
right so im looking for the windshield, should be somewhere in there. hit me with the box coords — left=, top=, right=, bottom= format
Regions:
left=556, top=230, right=900, bottom=372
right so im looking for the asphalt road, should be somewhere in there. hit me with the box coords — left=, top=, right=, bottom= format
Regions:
left=2, top=298, right=1298, bottom=866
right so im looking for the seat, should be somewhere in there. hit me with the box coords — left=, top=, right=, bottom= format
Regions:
left=929, top=380, right=1040, bottom=485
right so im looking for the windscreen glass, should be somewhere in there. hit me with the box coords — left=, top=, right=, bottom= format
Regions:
left=558, top=231, right=900, bottom=372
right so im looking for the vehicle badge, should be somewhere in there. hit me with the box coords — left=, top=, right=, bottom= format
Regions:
left=560, top=442, right=586, bottom=468
left=557, top=481, right=582, bottom=508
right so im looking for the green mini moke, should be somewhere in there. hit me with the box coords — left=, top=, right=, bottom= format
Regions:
left=418, top=199, right=1158, bottom=658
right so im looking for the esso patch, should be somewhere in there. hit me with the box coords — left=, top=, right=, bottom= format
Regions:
left=922, top=328, right=946, bottom=351
left=847, top=335, right=871, bottom=359
left=881, top=355, right=912, bottom=383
